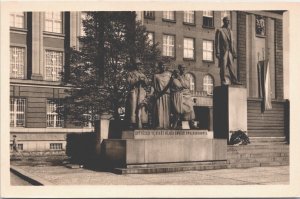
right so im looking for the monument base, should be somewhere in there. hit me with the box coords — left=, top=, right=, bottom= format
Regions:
left=103, top=130, right=227, bottom=173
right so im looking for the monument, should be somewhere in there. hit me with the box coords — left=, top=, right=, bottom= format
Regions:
left=102, top=61, right=227, bottom=174
left=214, top=16, right=248, bottom=142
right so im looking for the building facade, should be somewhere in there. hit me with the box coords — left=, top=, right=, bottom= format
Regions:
left=9, top=11, right=289, bottom=152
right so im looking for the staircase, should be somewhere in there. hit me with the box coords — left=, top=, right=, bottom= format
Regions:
left=227, top=137, right=289, bottom=168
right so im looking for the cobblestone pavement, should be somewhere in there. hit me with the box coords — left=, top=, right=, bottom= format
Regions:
left=10, top=164, right=289, bottom=185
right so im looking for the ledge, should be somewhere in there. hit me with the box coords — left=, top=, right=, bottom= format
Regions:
left=10, top=127, right=93, bottom=133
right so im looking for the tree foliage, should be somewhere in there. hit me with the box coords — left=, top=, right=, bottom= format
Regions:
left=64, top=12, right=162, bottom=125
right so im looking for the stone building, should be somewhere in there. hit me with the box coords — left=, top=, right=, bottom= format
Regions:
left=9, top=11, right=289, bottom=152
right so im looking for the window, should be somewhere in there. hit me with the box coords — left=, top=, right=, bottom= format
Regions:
left=183, top=38, right=195, bottom=59
left=203, top=75, right=214, bottom=95
left=45, top=12, right=63, bottom=33
left=10, top=98, right=26, bottom=127
left=147, top=32, right=154, bottom=45
left=163, top=35, right=175, bottom=57
left=80, top=12, right=87, bottom=36
left=185, top=73, right=195, bottom=93
left=184, top=11, right=195, bottom=24
left=144, top=11, right=155, bottom=19
left=203, top=11, right=214, bottom=28
left=50, top=143, right=63, bottom=150
left=163, top=11, right=175, bottom=21
left=47, top=100, right=64, bottom=128
left=221, top=11, right=231, bottom=26
left=10, top=12, right=25, bottom=28
left=203, top=40, right=214, bottom=61
left=45, top=50, right=63, bottom=81
left=10, top=47, right=25, bottom=79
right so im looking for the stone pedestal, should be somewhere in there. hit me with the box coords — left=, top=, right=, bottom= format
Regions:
left=103, top=129, right=227, bottom=171
left=94, top=114, right=111, bottom=155
left=213, top=85, right=247, bottom=141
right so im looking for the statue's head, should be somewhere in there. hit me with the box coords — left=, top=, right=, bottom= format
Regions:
left=222, top=16, right=230, bottom=27
left=178, top=64, right=186, bottom=74
left=134, top=58, right=142, bottom=70
left=158, top=61, right=167, bottom=73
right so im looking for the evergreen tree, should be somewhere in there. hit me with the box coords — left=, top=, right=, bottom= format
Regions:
left=64, top=12, right=162, bottom=125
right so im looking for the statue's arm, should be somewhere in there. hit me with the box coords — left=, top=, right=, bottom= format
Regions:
left=215, top=29, right=220, bottom=59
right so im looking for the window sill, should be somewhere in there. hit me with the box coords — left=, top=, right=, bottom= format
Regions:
left=10, top=27, right=28, bottom=34
left=202, top=60, right=215, bottom=64
left=162, top=56, right=176, bottom=60
left=183, top=22, right=196, bottom=26
left=162, top=19, right=176, bottom=23
left=256, top=34, right=266, bottom=38
left=144, top=16, right=155, bottom=20
left=43, top=31, right=65, bottom=38
left=183, top=58, right=196, bottom=62
left=202, top=25, right=215, bottom=29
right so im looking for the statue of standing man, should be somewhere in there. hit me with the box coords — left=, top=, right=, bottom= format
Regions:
left=215, top=16, right=242, bottom=85
left=126, top=59, right=149, bottom=129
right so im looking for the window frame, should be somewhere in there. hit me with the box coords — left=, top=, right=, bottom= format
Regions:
left=10, top=45, right=27, bottom=79
left=202, top=39, right=214, bottom=62
left=162, top=11, right=176, bottom=23
left=10, top=12, right=26, bottom=29
left=185, top=73, right=196, bottom=93
left=44, top=12, right=64, bottom=34
left=183, top=11, right=195, bottom=25
left=46, top=99, right=64, bottom=128
left=50, top=143, right=63, bottom=150
left=144, top=11, right=155, bottom=19
left=10, top=98, right=26, bottom=128
left=162, top=34, right=176, bottom=58
left=147, top=31, right=155, bottom=46
left=202, top=11, right=214, bottom=29
left=44, top=48, right=64, bottom=82
left=203, top=74, right=214, bottom=96
left=183, top=37, right=195, bottom=60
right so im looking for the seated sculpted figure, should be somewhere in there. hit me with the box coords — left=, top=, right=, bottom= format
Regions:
left=126, top=59, right=149, bottom=129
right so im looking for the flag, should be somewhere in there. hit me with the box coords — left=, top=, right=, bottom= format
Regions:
left=258, top=60, right=272, bottom=111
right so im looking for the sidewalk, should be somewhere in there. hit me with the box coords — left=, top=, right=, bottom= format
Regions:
left=11, top=164, right=289, bottom=185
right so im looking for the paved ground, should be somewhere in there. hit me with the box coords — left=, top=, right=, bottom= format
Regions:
left=10, top=164, right=289, bottom=185
left=10, top=172, right=32, bottom=186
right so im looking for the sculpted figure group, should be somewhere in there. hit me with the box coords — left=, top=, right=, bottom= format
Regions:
left=126, top=61, right=195, bottom=129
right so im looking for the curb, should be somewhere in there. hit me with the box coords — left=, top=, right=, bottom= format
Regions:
left=10, top=166, right=54, bottom=186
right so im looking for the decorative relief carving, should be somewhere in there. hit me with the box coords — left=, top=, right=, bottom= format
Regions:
left=256, top=15, right=266, bottom=37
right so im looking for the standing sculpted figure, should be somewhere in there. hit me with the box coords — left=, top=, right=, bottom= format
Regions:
left=173, top=65, right=195, bottom=126
left=126, top=59, right=149, bottom=129
left=215, top=16, right=242, bottom=85
left=153, top=62, right=172, bottom=129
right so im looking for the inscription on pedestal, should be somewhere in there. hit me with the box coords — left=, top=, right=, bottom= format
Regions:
left=122, top=129, right=213, bottom=139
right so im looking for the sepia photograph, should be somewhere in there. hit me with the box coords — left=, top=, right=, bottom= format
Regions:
left=1, top=1, right=300, bottom=198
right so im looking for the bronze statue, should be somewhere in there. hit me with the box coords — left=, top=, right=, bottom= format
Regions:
left=215, top=16, right=242, bottom=85
left=126, top=59, right=149, bottom=129
left=152, top=62, right=171, bottom=129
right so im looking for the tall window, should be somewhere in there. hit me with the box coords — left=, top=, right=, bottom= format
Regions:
left=163, top=11, right=175, bottom=21
left=10, top=12, right=25, bottom=28
left=221, top=11, right=231, bottom=26
left=80, top=12, right=87, bottom=36
left=183, top=38, right=194, bottom=59
left=144, top=11, right=155, bottom=19
left=45, top=50, right=63, bottom=81
left=50, top=143, right=63, bottom=150
left=10, top=47, right=25, bottom=79
left=203, top=40, right=213, bottom=61
left=185, top=73, right=195, bottom=93
left=147, top=32, right=154, bottom=45
left=10, top=98, right=26, bottom=127
left=47, top=100, right=64, bottom=128
left=45, top=12, right=63, bottom=33
left=203, top=75, right=214, bottom=95
left=203, top=11, right=214, bottom=28
left=163, top=35, right=175, bottom=57
left=183, top=11, right=195, bottom=24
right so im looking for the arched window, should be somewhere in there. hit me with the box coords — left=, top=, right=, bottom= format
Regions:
left=203, top=74, right=214, bottom=95
left=185, top=73, right=195, bottom=93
